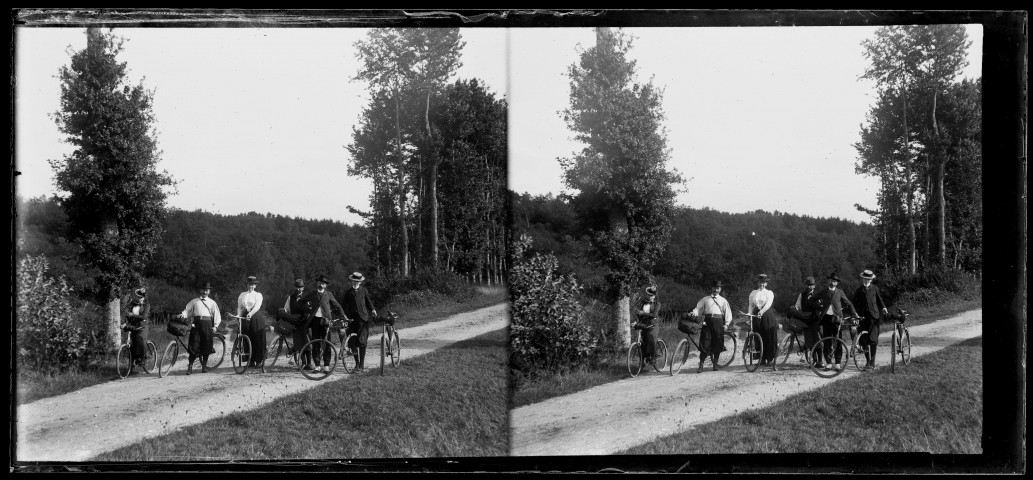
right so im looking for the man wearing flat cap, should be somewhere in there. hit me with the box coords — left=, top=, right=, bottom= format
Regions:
left=852, top=269, right=888, bottom=371
left=302, top=274, right=347, bottom=372
left=815, top=273, right=857, bottom=371
left=342, top=272, right=378, bottom=371
left=688, top=280, right=734, bottom=373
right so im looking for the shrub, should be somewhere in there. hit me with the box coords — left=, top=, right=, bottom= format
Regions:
left=510, top=235, right=597, bottom=375
left=16, top=255, right=94, bottom=374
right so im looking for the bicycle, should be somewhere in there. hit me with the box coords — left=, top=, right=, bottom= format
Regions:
left=116, top=320, right=157, bottom=379
left=158, top=324, right=227, bottom=377
left=224, top=313, right=259, bottom=374
left=736, top=311, right=766, bottom=373
left=378, top=311, right=402, bottom=376
left=809, top=314, right=860, bottom=378
left=889, top=309, right=911, bottom=373
left=669, top=319, right=738, bottom=375
left=627, top=320, right=668, bottom=378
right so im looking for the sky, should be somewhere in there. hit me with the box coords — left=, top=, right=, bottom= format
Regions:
left=507, top=26, right=983, bottom=224
left=14, top=27, right=507, bottom=226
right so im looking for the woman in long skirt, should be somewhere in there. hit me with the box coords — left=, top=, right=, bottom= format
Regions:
left=237, top=275, right=269, bottom=366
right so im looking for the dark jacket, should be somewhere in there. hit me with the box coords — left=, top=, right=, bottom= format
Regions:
left=342, top=287, right=376, bottom=323
left=819, top=287, right=856, bottom=319
left=852, top=284, right=887, bottom=321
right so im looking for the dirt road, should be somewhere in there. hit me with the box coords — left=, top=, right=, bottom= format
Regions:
left=509, top=309, right=982, bottom=456
left=15, top=303, right=509, bottom=462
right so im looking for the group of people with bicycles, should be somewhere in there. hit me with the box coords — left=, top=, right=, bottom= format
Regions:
left=638, top=268, right=895, bottom=376
left=124, top=271, right=381, bottom=376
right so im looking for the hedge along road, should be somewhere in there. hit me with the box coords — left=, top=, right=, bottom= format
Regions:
left=15, top=303, right=509, bottom=462
left=509, top=308, right=982, bottom=456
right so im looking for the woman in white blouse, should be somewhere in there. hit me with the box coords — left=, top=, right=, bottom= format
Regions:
left=237, top=275, right=270, bottom=367
left=747, top=274, right=779, bottom=365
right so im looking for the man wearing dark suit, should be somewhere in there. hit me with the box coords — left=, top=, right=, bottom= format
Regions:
left=302, top=274, right=347, bottom=373
left=342, top=272, right=378, bottom=371
left=852, top=269, right=889, bottom=371
left=277, top=278, right=310, bottom=367
left=816, top=273, right=857, bottom=371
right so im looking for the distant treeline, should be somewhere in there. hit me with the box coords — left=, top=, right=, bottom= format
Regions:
left=512, top=192, right=882, bottom=315
left=17, top=195, right=372, bottom=322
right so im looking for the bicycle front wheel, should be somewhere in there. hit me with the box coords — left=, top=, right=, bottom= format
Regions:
left=116, top=344, right=132, bottom=379
left=159, top=341, right=179, bottom=378
left=720, top=332, right=737, bottom=368
left=389, top=330, right=401, bottom=368
left=811, top=337, right=849, bottom=378
left=232, top=335, right=252, bottom=374
left=669, top=339, right=691, bottom=376
left=266, top=336, right=284, bottom=368
left=652, top=339, right=669, bottom=371
left=209, top=335, right=226, bottom=369
left=901, top=329, right=912, bottom=365
left=743, top=332, right=763, bottom=372
left=851, top=331, right=869, bottom=371
left=299, top=339, right=336, bottom=381
left=627, top=342, right=643, bottom=377
left=143, top=341, right=158, bottom=374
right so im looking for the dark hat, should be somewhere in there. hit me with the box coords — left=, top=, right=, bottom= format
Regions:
left=645, top=285, right=657, bottom=295
left=315, top=274, right=331, bottom=284
left=860, top=269, right=876, bottom=280
left=293, top=278, right=305, bottom=288
left=711, top=280, right=724, bottom=288
left=757, top=274, right=769, bottom=283
left=827, top=273, right=842, bottom=283
left=134, top=287, right=148, bottom=297
left=804, top=276, right=816, bottom=286
left=246, top=275, right=259, bottom=285
left=348, top=272, right=365, bottom=282
left=198, top=281, right=213, bottom=290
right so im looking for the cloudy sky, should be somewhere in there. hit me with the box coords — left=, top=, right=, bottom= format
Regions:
left=507, top=25, right=982, bottom=224
left=15, top=27, right=507, bottom=225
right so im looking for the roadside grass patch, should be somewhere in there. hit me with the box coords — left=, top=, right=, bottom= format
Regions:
left=93, top=328, right=508, bottom=460
left=16, top=288, right=507, bottom=406
left=620, top=336, right=982, bottom=454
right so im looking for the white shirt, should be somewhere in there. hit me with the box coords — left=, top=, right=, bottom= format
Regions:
left=237, top=290, right=263, bottom=318
left=748, top=288, right=774, bottom=317
left=180, top=297, right=222, bottom=329
left=691, top=295, right=733, bottom=325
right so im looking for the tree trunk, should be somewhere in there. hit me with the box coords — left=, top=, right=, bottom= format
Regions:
left=609, top=207, right=631, bottom=349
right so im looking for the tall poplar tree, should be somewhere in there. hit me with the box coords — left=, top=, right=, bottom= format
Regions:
left=50, top=28, right=175, bottom=351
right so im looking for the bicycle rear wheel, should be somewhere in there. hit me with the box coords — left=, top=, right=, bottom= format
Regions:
left=743, top=332, right=763, bottom=372
left=143, top=341, right=158, bottom=374
left=669, top=339, right=691, bottom=376
left=159, top=341, right=179, bottom=378
left=232, top=335, right=252, bottom=374
left=811, top=337, right=848, bottom=378
left=777, top=334, right=794, bottom=369
left=266, top=336, right=284, bottom=368
left=299, top=339, right=336, bottom=380
left=652, top=339, right=669, bottom=371
left=389, top=330, right=401, bottom=367
left=901, top=329, right=912, bottom=365
left=851, top=331, right=869, bottom=371
left=627, top=342, right=643, bottom=377
left=116, top=345, right=132, bottom=379
left=209, top=335, right=226, bottom=369
left=719, top=332, right=737, bottom=368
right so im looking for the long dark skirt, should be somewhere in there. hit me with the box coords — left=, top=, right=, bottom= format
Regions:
left=246, top=310, right=270, bottom=364
left=698, top=315, right=726, bottom=355
left=754, top=309, right=779, bottom=362
left=188, top=317, right=215, bottom=357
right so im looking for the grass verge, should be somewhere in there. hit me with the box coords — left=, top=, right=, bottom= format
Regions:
left=620, top=336, right=982, bottom=454
left=510, top=298, right=981, bottom=409
left=94, top=328, right=508, bottom=460
left=17, top=286, right=508, bottom=406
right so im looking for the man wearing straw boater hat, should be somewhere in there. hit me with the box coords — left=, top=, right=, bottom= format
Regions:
left=852, top=269, right=888, bottom=371
left=302, top=274, right=347, bottom=373
left=815, top=273, right=857, bottom=372
left=688, top=280, right=734, bottom=373
left=342, top=272, right=378, bottom=371
left=177, top=281, right=223, bottom=374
